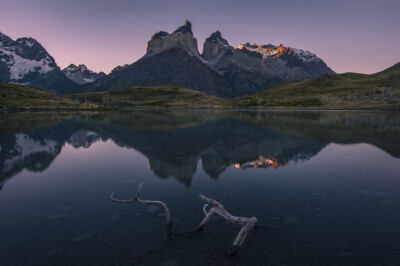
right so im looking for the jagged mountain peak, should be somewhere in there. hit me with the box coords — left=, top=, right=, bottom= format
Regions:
left=173, top=19, right=193, bottom=35
left=151, top=31, right=169, bottom=40
left=65, top=64, right=89, bottom=72
left=206, top=31, right=229, bottom=46
left=16, top=37, right=40, bottom=47
left=145, top=19, right=200, bottom=58
left=66, top=63, right=78, bottom=69
left=78, top=64, right=88, bottom=70
left=238, top=42, right=320, bottom=63
left=62, top=63, right=105, bottom=85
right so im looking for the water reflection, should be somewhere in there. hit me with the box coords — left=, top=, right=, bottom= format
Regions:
left=0, top=110, right=399, bottom=188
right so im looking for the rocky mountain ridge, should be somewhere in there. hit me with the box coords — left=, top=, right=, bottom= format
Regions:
left=0, top=31, right=79, bottom=93
left=62, top=64, right=106, bottom=85
left=86, top=20, right=334, bottom=97
left=1, top=20, right=335, bottom=97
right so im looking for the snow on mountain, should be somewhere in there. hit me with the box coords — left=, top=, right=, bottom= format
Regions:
left=236, top=42, right=335, bottom=81
left=0, top=31, right=79, bottom=93
left=238, top=43, right=320, bottom=63
left=62, top=64, right=105, bottom=85
left=0, top=48, right=54, bottom=80
left=0, top=33, right=56, bottom=81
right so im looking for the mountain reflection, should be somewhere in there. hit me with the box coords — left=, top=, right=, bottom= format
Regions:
left=0, top=110, right=399, bottom=188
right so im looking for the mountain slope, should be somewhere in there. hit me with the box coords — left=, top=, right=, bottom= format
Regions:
left=86, top=48, right=238, bottom=97
left=233, top=62, right=400, bottom=109
left=0, top=31, right=79, bottom=93
left=0, top=82, right=92, bottom=109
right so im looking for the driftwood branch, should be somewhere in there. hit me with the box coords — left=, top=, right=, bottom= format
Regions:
left=111, top=182, right=172, bottom=234
left=197, top=194, right=257, bottom=255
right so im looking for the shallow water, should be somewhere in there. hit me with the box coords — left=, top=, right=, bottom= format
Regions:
left=0, top=110, right=399, bottom=265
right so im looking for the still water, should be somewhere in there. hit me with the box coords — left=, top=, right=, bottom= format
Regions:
left=0, top=110, right=399, bottom=265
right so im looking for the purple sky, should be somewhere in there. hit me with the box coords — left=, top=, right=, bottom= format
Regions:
left=1, top=0, right=399, bottom=74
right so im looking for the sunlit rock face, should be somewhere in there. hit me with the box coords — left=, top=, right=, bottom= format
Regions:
left=145, top=19, right=200, bottom=59
left=202, top=31, right=272, bottom=75
left=202, top=31, right=281, bottom=95
left=238, top=43, right=335, bottom=81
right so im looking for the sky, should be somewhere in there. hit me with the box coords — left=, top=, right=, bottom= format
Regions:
left=0, top=0, right=399, bottom=74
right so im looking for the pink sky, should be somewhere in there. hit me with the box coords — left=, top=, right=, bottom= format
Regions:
left=1, top=0, right=399, bottom=74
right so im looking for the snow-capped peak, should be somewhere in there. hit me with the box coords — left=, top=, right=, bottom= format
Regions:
left=62, top=63, right=105, bottom=85
left=78, top=64, right=88, bottom=71
left=289, top=48, right=319, bottom=63
left=238, top=43, right=320, bottom=63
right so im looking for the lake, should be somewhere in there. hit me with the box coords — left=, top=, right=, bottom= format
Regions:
left=0, top=110, right=399, bottom=265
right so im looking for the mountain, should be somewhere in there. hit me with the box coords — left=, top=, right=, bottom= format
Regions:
left=0, top=31, right=79, bottom=93
left=236, top=43, right=335, bottom=81
left=62, top=64, right=106, bottom=85
left=1, top=21, right=335, bottom=97
left=85, top=20, right=334, bottom=97
left=85, top=20, right=242, bottom=97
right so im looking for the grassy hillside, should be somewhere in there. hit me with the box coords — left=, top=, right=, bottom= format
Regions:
left=232, top=63, right=400, bottom=109
left=0, top=82, right=104, bottom=110
left=68, top=85, right=228, bottom=108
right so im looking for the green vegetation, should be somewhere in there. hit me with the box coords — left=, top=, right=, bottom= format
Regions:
left=0, top=83, right=105, bottom=110
left=232, top=63, right=400, bottom=109
left=68, top=85, right=228, bottom=109
left=0, top=63, right=399, bottom=111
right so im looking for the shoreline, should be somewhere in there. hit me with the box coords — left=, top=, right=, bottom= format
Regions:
left=1, top=106, right=399, bottom=113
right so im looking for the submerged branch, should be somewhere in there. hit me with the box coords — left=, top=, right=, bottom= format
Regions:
left=111, top=182, right=172, bottom=234
left=197, top=194, right=257, bottom=255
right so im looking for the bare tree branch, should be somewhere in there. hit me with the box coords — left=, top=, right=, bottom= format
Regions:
left=111, top=182, right=172, bottom=234
left=197, top=194, right=257, bottom=255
